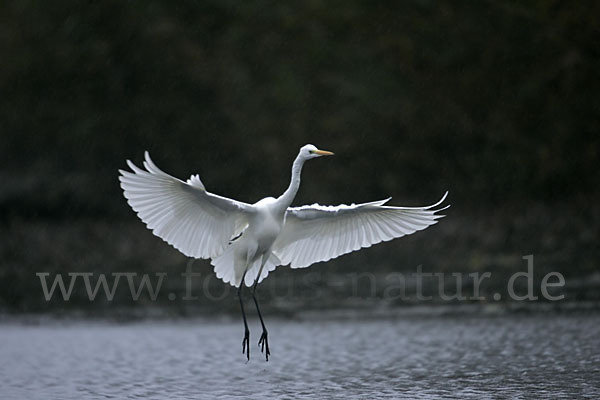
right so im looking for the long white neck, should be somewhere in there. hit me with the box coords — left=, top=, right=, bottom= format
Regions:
left=277, top=153, right=306, bottom=209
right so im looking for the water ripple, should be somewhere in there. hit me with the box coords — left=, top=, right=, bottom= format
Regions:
left=1, top=313, right=599, bottom=399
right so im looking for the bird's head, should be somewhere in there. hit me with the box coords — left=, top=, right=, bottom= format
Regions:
left=300, top=144, right=334, bottom=160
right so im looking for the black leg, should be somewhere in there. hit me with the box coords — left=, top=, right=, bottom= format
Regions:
left=252, top=279, right=270, bottom=361
left=238, top=274, right=250, bottom=361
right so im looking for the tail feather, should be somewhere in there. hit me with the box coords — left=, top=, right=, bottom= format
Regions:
left=212, top=243, right=281, bottom=287
left=211, top=245, right=238, bottom=286
left=243, top=255, right=279, bottom=287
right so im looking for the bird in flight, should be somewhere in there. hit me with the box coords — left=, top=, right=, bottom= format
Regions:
left=119, top=144, right=448, bottom=361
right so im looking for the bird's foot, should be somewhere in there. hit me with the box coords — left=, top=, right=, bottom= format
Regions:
left=242, top=329, right=250, bottom=361
left=258, top=331, right=270, bottom=361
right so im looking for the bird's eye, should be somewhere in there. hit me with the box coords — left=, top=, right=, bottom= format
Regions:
left=309, top=150, right=314, bottom=154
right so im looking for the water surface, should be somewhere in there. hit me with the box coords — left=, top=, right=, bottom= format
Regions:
left=1, top=312, right=598, bottom=399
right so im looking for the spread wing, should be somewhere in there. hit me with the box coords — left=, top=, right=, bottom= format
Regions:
left=272, top=192, right=449, bottom=269
left=119, top=152, right=252, bottom=259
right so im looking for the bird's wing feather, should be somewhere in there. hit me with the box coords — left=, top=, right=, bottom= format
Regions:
left=119, top=151, right=252, bottom=259
left=272, top=192, right=449, bottom=269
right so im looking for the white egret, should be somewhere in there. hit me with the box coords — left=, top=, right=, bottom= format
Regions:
left=119, top=144, right=448, bottom=361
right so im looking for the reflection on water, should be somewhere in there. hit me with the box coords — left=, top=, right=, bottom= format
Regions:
left=1, top=311, right=599, bottom=399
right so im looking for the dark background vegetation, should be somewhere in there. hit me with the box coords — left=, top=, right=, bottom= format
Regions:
left=1, top=0, right=598, bottom=315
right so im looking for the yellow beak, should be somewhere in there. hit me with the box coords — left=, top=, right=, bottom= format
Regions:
left=313, top=149, right=334, bottom=156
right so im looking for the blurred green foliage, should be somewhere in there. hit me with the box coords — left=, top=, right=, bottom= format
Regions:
left=2, top=0, right=598, bottom=218
left=1, top=0, right=598, bottom=312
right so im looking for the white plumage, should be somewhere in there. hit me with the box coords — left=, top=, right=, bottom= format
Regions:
left=119, top=145, right=449, bottom=288
left=273, top=195, right=448, bottom=269
left=120, top=144, right=449, bottom=361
